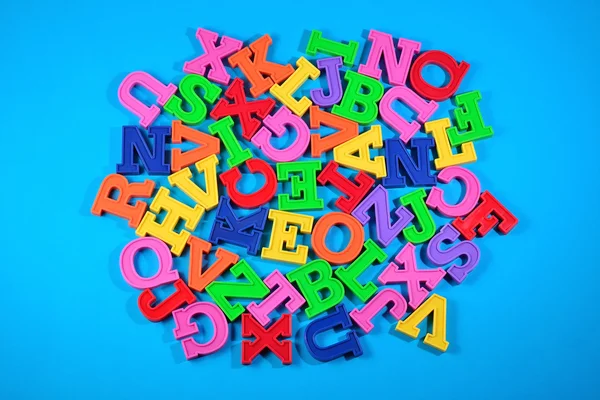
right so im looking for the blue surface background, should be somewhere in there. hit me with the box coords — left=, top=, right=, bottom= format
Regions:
left=1, top=0, right=599, bottom=398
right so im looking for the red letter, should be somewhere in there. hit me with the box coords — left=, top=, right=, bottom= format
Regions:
left=409, top=50, right=470, bottom=101
left=452, top=191, right=518, bottom=240
left=242, top=313, right=292, bottom=365
left=220, top=159, right=277, bottom=208
left=210, top=78, right=275, bottom=140
left=317, top=161, right=374, bottom=214
left=138, top=279, right=196, bottom=322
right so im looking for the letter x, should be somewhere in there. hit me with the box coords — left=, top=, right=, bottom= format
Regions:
left=241, top=313, right=292, bottom=365
left=183, top=29, right=242, bottom=85
left=210, top=78, right=276, bottom=140
left=378, top=243, right=446, bottom=310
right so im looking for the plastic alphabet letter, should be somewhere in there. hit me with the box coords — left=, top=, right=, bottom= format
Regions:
left=349, top=288, right=408, bottom=334
left=120, top=237, right=179, bottom=290
left=247, top=270, right=306, bottom=327
left=262, top=210, right=314, bottom=265
left=270, top=57, right=321, bottom=117
left=220, top=159, right=277, bottom=208
left=400, top=189, right=436, bottom=244
left=168, top=154, right=220, bottom=211
left=332, top=70, right=384, bottom=125
left=446, top=90, right=493, bottom=146
left=242, top=313, right=292, bottom=365
left=317, top=161, right=374, bottom=214
left=304, top=304, right=363, bottom=362
left=286, top=259, right=345, bottom=318
left=187, top=235, right=239, bottom=292
left=426, top=166, right=480, bottom=217
left=310, top=57, right=343, bottom=107
left=311, top=212, right=365, bottom=265
left=358, top=30, right=421, bottom=86
left=205, top=259, right=269, bottom=321
left=379, top=86, right=438, bottom=142
left=183, top=28, right=243, bottom=85
left=91, top=174, right=155, bottom=228
left=395, top=294, right=449, bottom=352
left=310, top=106, right=359, bottom=157
left=138, top=279, right=196, bottom=322
left=424, top=118, right=477, bottom=170
left=452, top=191, right=518, bottom=240
left=426, top=224, right=480, bottom=283
left=208, top=197, right=269, bottom=256
left=277, top=161, right=324, bottom=211
left=208, top=116, right=252, bottom=168
left=383, top=138, right=437, bottom=188
left=163, top=74, right=222, bottom=125
left=333, top=125, right=387, bottom=178
left=378, top=243, right=445, bottom=310
left=409, top=50, right=470, bottom=101
left=172, top=302, right=229, bottom=359
left=305, top=30, right=360, bottom=66
left=229, top=35, right=295, bottom=97
left=135, top=187, right=204, bottom=256
left=334, top=239, right=387, bottom=302
left=210, top=78, right=276, bottom=140
left=117, top=71, right=177, bottom=128
left=252, top=106, right=311, bottom=162
left=170, top=120, right=220, bottom=172
left=352, top=185, right=414, bottom=247
left=116, top=126, right=170, bottom=175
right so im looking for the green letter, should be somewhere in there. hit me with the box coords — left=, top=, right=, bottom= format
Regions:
left=305, top=30, right=359, bottom=67
left=335, top=239, right=387, bottom=302
left=447, top=90, right=494, bottom=146
left=332, top=71, right=384, bottom=125
left=208, top=116, right=252, bottom=168
left=164, top=74, right=222, bottom=125
left=287, top=259, right=344, bottom=318
left=400, top=188, right=436, bottom=244
left=277, top=161, right=324, bottom=211
left=206, top=259, right=269, bottom=321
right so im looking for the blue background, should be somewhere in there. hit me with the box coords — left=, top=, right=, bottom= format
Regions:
left=1, top=0, right=598, bottom=398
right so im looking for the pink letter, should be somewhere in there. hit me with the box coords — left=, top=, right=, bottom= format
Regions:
left=120, top=237, right=179, bottom=289
left=380, top=86, right=438, bottom=143
left=183, top=28, right=243, bottom=85
left=246, top=270, right=306, bottom=326
left=172, top=302, right=229, bottom=359
left=117, top=71, right=177, bottom=128
left=251, top=106, right=311, bottom=162
left=358, top=30, right=421, bottom=86
left=349, top=288, right=407, bottom=333
left=378, top=243, right=445, bottom=310
left=426, top=166, right=481, bottom=217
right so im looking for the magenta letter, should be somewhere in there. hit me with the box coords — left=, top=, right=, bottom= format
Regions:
left=183, top=28, right=243, bottom=85
left=117, top=71, right=177, bottom=128
left=349, top=289, right=407, bottom=333
left=378, top=243, right=445, bottom=309
left=358, top=30, right=421, bottom=86
left=172, top=302, right=229, bottom=359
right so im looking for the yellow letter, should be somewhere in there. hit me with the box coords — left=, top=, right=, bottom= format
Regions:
left=270, top=57, right=320, bottom=117
left=135, top=187, right=204, bottom=256
left=168, top=154, right=219, bottom=211
left=333, top=125, right=386, bottom=178
left=424, top=118, right=477, bottom=170
left=395, top=293, right=449, bottom=352
left=261, top=209, right=314, bottom=264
